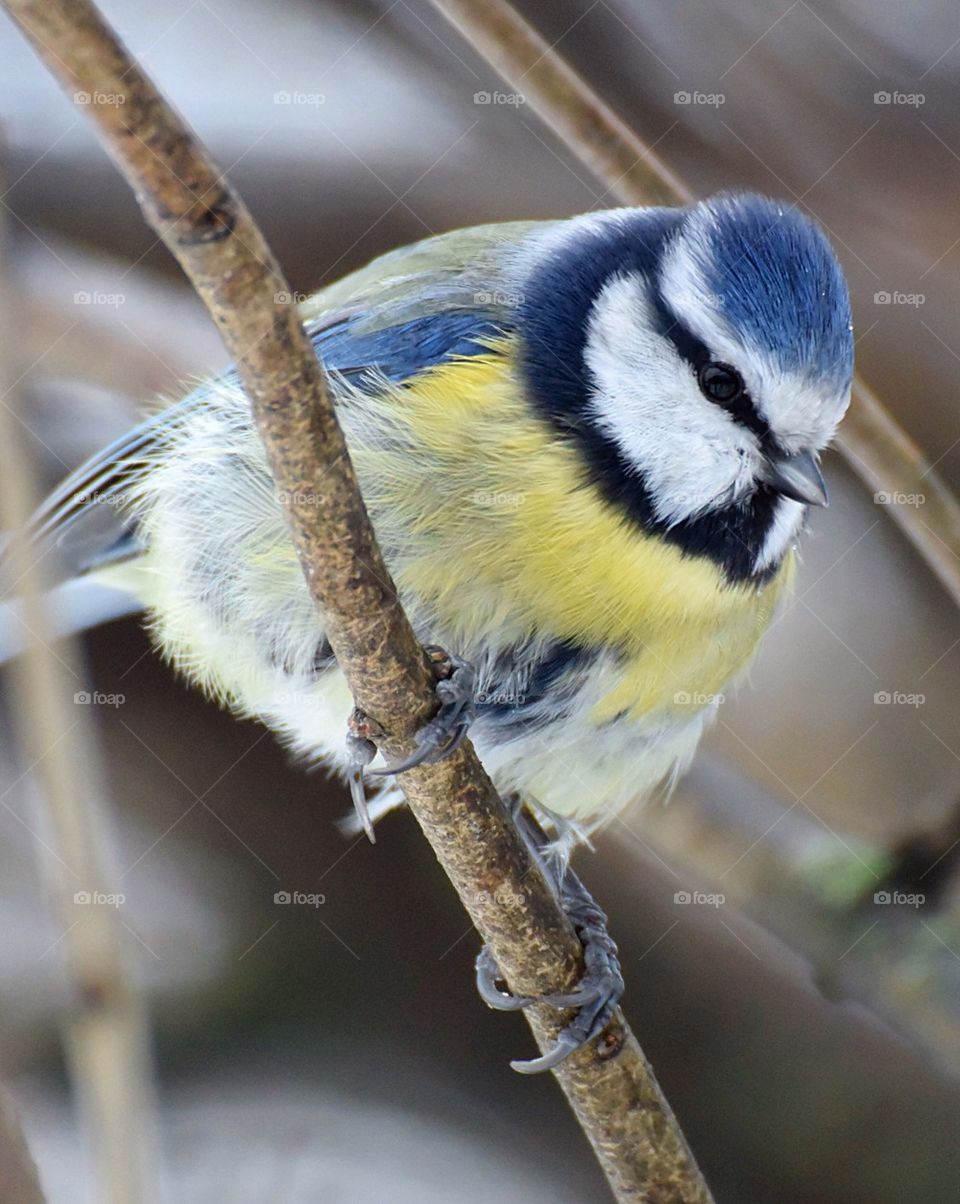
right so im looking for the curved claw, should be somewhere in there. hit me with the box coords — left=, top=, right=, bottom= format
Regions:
left=511, top=1033, right=581, bottom=1075
left=433, top=717, right=471, bottom=759
left=512, top=989, right=620, bottom=1075
left=476, top=936, right=622, bottom=1074
left=345, top=713, right=378, bottom=844
left=476, top=945, right=533, bottom=1011
left=474, top=827, right=625, bottom=1075
left=535, top=942, right=622, bottom=1010
left=368, top=653, right=476, bottom=777
left=349, top=768, right=376, bottom=844
left=534, top=987, right=602, bottom=1010
left=366, top=719, right=469, bottom=776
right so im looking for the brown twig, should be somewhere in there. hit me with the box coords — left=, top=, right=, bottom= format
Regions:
left=1, top=0, right=713, bottom=1199
left=838, top=378, right=960, bottom=605
left=429, top=0, right=960, bottom=610
left=430, top=0, right=692, bottom=208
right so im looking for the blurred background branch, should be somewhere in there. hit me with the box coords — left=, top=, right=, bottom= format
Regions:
left=0, top=1087, right=45, bottom=1204
left=0, top=162, right=158, bottom=1202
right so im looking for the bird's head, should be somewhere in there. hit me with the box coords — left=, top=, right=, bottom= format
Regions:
left=519, top=193, right=854, bottom=581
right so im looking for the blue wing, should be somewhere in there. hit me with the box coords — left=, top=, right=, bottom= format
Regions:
left=22, top=216, right=551, bottom=580
left=23, top=292, right=518, bottom=581
left=314, top=308, right=506, bottom=389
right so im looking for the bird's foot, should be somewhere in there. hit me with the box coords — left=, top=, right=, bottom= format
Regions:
left=476, top=864, right=624, bottom=1074
left=367, top=646, right=476, bottom=776
left=345, top=708, right=384, bottom=843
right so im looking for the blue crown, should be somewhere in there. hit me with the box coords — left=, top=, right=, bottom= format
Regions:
left=690, top=194, right=853, bottom=392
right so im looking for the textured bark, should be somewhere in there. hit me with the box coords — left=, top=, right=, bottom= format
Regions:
left=2, top=0, right=713, bottom=1199
left=430, top=0, right=960, bottom=611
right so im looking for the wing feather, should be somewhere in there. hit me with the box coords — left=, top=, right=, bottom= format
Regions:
left=21, top=218, right=551, bottom=584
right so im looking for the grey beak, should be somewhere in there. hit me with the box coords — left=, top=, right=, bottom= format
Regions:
left=761, top=449, right=828, bottom=507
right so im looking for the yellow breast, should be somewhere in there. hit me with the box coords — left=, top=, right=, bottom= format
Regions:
left=349, top=343, right=792, bottom=725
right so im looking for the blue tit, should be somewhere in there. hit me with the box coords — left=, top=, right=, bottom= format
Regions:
left=23, top=192, right=853, bottom=1066
left=29, top=189, right=852, bottom=838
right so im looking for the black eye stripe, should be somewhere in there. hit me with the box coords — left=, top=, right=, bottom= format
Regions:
left=716, top=391, right=771, bottom=444
left=700, top=363, right=773, bottom=445
left=649, top=287, right=712, bottom=367
left=649, top=286, right=773, bottom=448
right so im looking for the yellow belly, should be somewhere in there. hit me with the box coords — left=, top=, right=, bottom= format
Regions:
left=121, top=342, right=792, bottom=828
left=347, top=344, right=792, bottom=727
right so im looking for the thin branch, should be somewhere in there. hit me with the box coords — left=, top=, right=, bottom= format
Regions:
left=1, top=1, right=714, bottom=1200
left=429, top=0, right=960, bottom=610
left=0, top=168, right=159, bottom=1201
left=838, top=378, right=960, bottom=606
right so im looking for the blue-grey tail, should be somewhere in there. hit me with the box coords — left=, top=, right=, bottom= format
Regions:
left=0, top=399, right=194, bottom=663
left=0, top=577, right=144, bottom=664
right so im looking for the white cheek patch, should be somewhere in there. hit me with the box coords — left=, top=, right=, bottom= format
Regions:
left=659, top=225, right=849, bottom=453
left=756, top=373, right=844, bottom=451
left=582, top=273, right=758, bottom=527
left=754, top=497, right=805, bottom=573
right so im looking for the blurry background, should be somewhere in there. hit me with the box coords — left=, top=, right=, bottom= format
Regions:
left=1, top=0, right=960, bottom=1200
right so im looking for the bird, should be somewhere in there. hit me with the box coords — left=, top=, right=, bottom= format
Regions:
left=21, top=191, right=854, bottom=1070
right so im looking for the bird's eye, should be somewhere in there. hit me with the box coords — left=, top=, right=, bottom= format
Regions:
left=698, top=361, right=744, bottom=404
